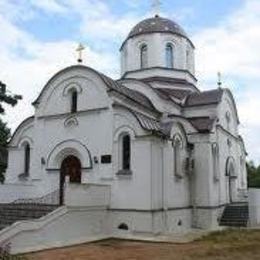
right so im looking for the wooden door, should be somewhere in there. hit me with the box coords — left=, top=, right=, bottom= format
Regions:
left=59, top=155, right=81, bottom=205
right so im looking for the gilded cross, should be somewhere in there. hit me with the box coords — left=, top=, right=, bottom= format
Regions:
left=217, top=72, right=222, bottom=88
left=152, top=0, right=162, bottom=16
left=76, top=43, right=85, bottom=63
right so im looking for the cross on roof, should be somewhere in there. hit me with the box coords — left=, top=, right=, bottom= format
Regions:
left=76, top=43, right=85, bottom=63
left=152, top=0, right=162, bottom=16
left=217, top=72, right=222, bottom=88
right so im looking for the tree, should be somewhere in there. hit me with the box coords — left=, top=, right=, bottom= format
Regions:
left=0, top=81, right=22, bottom=114
left=0, top=120, right=10, bottom=183
left=247, top=161, right=260, bottom=188
left=0, top=81, right=22, bottom=183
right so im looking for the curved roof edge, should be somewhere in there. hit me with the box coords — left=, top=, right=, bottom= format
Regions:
left=32, top=65, right=157, bottom=113
left=222, top=88, right=240, bottom=124
left=8, top=116, right=35, bottom=146
left=32, top=65, right=102, bottom=106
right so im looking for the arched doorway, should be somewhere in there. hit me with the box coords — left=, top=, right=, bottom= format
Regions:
left=59, top=155, right=82, bottom=205
left=226, top=157, right=237, bottom=203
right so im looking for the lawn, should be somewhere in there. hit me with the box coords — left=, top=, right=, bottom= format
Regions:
left=24, top=229, right=260, bottom=260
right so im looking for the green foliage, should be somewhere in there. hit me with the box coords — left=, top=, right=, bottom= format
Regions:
left=0, top=119, right=10, bottom=183
left=0, top=81, right=22, bottom=115
left=247, top=161, right=260, bottom=188
left=0, top=81, right=22, bottom=183
left=0, top=243, right=28, bottom=259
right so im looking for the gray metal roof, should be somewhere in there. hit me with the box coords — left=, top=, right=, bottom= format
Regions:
left=101, top=73, right=156, bottom=112
left=155, top=88, right=192, bottom=101
left=185, top=89, right=224, bottom=107
left=127, top=16, right=189, bottom=41
left=133, top=111, right=161, bottom=132
left=188, top=117, right=215, bottom=133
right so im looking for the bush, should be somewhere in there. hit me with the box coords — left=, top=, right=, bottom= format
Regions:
left=0, top=243, right=27, bottom=259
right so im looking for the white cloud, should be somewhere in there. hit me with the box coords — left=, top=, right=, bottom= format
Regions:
left=0, top=0, right=119, bottom=131
left=195, top=0, right=260, bottom=82
left=30, top=0, right=68, bottom=14
left=194, top=0, right=260, bottom=162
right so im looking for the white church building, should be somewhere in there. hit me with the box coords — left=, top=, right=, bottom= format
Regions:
left=0, top=14, right=248, bottom=252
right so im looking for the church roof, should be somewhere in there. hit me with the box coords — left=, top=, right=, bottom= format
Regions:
left=184, top=89, right=224, bottom=107
left=133, top=111, right=161, bottom=133
left=154, top=88, right=192, bottom=101
left=188, top=117, right=216, bottom=133
left=100, top=73, right=157, bottom=112
left=141, top=76, right=198, bottom=90
left=126, top=16, right=190, bottom=43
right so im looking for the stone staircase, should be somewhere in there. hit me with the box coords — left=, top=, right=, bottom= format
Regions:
left=220, top=203, right=249, bottom=227
left=0, top=204, right=58, bottom=231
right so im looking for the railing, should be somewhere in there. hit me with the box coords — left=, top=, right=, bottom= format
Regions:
left=12, top=189, right=60, bottom=205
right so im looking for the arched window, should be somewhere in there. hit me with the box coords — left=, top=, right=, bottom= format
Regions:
left=166, top=43, right=174, bottom=68
left=173, top=135, right=182, bottom=178
left=122, top=134, right=131, bottom=170
left=225, top=111, right=231, bottom=132
left=212, top=143, right=219, bottom=182
left=140, top=44, right=148, bottom=69
left=186, top=49, right=190, bottom=70
left=24, top=143, right=30, bottom=175
left=226, top=157, right=236, bottom=177
left=71, top=90, right=78, bottom=113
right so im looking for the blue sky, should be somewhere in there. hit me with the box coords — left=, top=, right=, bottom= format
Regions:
left=0, top=0, right=260, bottom=163
left=20, top=0, right=243, bottom=41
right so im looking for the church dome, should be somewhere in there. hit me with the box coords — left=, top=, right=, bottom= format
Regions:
left=126, top=15, right=189, bottom=42
left=120, top=15, right=195, bottom=80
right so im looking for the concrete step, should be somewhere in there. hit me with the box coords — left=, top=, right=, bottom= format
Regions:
left=220, top=203, right=249, bottom=227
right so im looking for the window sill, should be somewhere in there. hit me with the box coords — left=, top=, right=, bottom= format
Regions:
left=116, top=170, right=133, bottom=179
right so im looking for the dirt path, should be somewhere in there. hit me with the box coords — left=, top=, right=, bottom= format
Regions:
left=24, top=230, right=260, bottom=260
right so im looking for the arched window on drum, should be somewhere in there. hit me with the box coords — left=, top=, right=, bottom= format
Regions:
left=166, top=43, right=174, bottom=69
left=140, top=44, right=148, bottom=69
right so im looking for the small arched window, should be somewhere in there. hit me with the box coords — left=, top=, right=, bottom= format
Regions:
left=186, top=49, right=190, bottom=70
left=24, top=143, right=30, bottom=175
left=122, top=134, right=131, bottom=170
left=225, top=111, right=231, bottom=132
left=212, top=143, right=219, bottom=182
left=166, top=43, right=174, bottom=68
left=140, top=44, right=148, bottom=69
left=71, top=90, right=78, bottom=113
left=173, top=135, right=182, bottom=178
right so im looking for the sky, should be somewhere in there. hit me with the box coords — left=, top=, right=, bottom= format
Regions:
left=0, top=0, right=259, bottom=163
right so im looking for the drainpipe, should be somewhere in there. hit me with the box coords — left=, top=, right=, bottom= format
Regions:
left=162, top=143, right=168, bottom=233
left=189, top=143, right=197, bottom=228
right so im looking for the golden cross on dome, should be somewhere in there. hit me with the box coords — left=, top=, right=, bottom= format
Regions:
left=76, top=43, right=85, bottom=63
left=152, top=0, right=162, bottom=16
left=217, top=72, right=222, bottom=88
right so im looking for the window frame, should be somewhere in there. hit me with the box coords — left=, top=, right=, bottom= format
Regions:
left=140, top=44, right=148, bottom=69
left=172, top=134, right=183, bottom=179
left=24, top=143, right=30, bottom=176
left=71, top=90, right=78, bottom=113
left=122, top=134, right=131, bottom=171
left=165, top=43, right=174, bottom=69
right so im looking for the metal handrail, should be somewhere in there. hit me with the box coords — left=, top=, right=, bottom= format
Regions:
left=12, top=189, right=60, bottom=205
